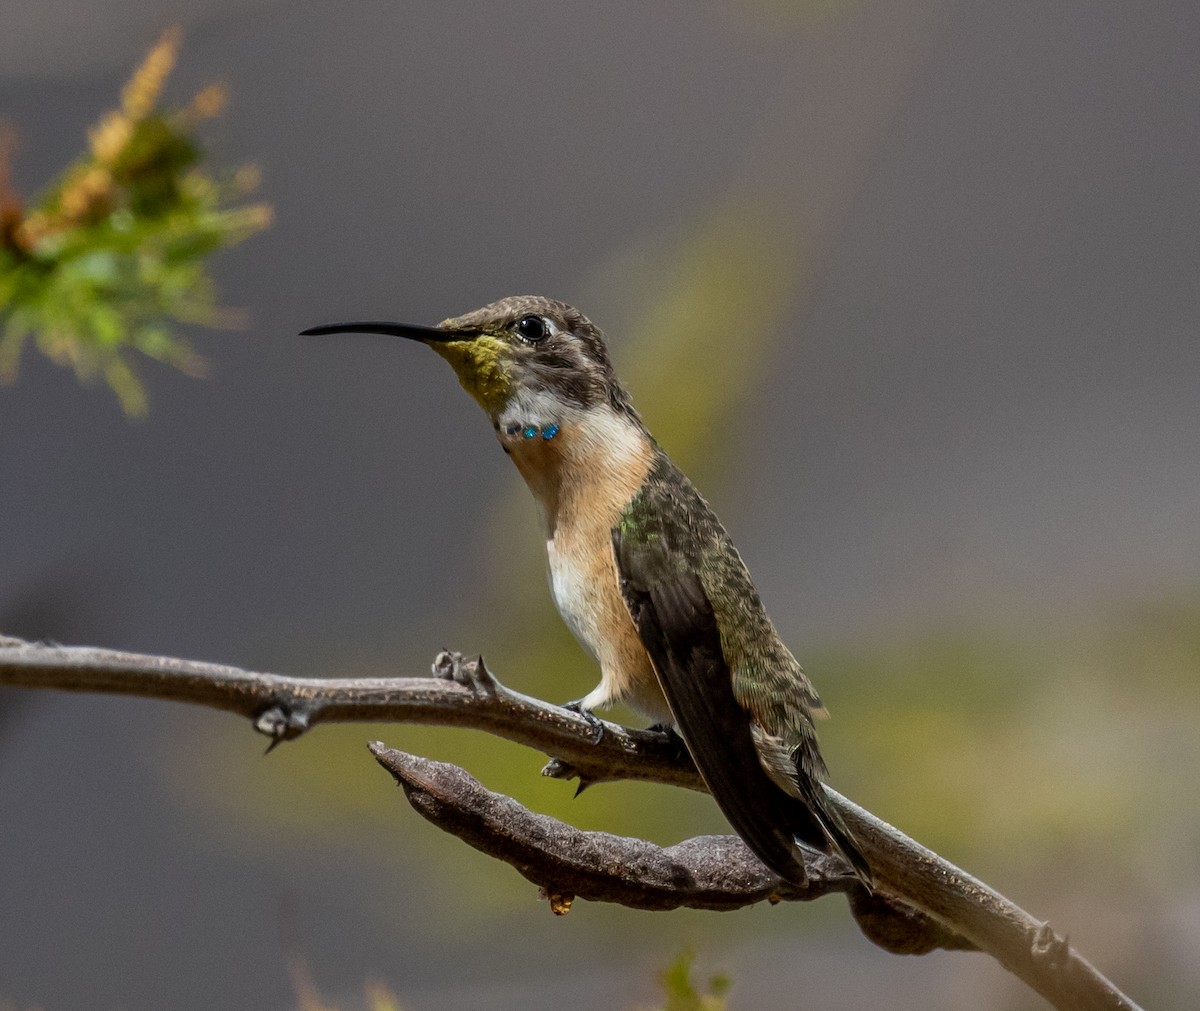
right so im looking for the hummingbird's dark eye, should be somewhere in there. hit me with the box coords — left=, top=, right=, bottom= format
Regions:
left=515, top=315, right=550, bottom=343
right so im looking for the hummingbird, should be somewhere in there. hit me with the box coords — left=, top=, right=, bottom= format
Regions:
left=302, top=295, right=870, bottom=887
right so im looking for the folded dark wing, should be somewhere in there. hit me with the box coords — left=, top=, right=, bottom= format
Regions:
left=613, top=529, right=825, bottom=886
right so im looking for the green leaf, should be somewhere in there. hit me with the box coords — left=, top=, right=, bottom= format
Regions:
left=0, top=32, right=270, bottom=415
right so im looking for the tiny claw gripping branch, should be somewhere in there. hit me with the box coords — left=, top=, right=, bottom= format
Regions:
left=562, top=699, right=607, bottom=744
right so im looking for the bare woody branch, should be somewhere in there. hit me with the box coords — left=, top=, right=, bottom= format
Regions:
left=0, top=636, right=1142, bottom=1011
left=371, top=742, right=972, bottom=957
left=0, top=636, right=689, bottom=784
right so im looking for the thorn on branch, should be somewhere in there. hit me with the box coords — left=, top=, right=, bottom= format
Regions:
left=1030, top=921, right=1070, bottom=968
left=254, top=703, right=311, bottom=750
left=540, top=756, right=578, bottom=781
left=540, top=756, right=596, bottom=795
left=432, top=649, right=497, bottom=696
left=432, top=649, right=618, bottom=772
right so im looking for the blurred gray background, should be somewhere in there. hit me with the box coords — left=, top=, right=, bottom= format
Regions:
left=2, top=1, right=1198, bottom=1009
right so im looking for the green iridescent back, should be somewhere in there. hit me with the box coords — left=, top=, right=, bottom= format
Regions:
left=615, top=450, right=829, bottom=781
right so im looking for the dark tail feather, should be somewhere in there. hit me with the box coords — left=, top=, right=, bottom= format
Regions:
left=805, top=785, right=873, bottom=887
left=621, top=566, right=871, bottom=889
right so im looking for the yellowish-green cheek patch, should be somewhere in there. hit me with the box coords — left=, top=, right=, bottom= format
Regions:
left=430, top=336, right=511, bottom=413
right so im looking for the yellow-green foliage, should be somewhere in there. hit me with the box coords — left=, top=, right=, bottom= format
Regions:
left=0, top=27, right=270, bottom=415
left=813, top=594, right=1200, bottom=875
left=614, top=206, right=797, bottom=484
left=271, top=948, right=726, bottom=1011
left=643, top=949, right=731, bottom=1011
left=290, top=956, right=405, bottom=1011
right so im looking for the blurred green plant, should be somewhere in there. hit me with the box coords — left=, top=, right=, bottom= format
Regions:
left=285, top=948, right=726, bottom=1010
left=0, top=27, right=271, bottom=415
left=643, top=949, right=731, bottom=1011
left=290, top=954, right=405, bottom=1011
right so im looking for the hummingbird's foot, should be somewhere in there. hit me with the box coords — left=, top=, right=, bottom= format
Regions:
left=646, top=722, right=688, bottom=761
left=562, top=699, right=606, bottom=744
left=432, top=650, right=498, bottom=696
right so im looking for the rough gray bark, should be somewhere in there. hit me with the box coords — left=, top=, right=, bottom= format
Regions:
left=0, top=636, right=1142, bottom=1011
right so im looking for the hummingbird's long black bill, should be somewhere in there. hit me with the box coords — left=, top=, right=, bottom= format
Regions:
left=298, top=321, right=465, bottom=342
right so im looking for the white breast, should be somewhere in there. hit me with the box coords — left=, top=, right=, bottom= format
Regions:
left=546, top=518, right=672, bottom=723
left=501, top=402, right=671, bottom=723
left=547, top=542, right=603, bottom=660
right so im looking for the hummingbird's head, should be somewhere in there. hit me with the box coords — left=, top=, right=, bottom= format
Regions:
left=303, top=295, right=640, bottom=425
